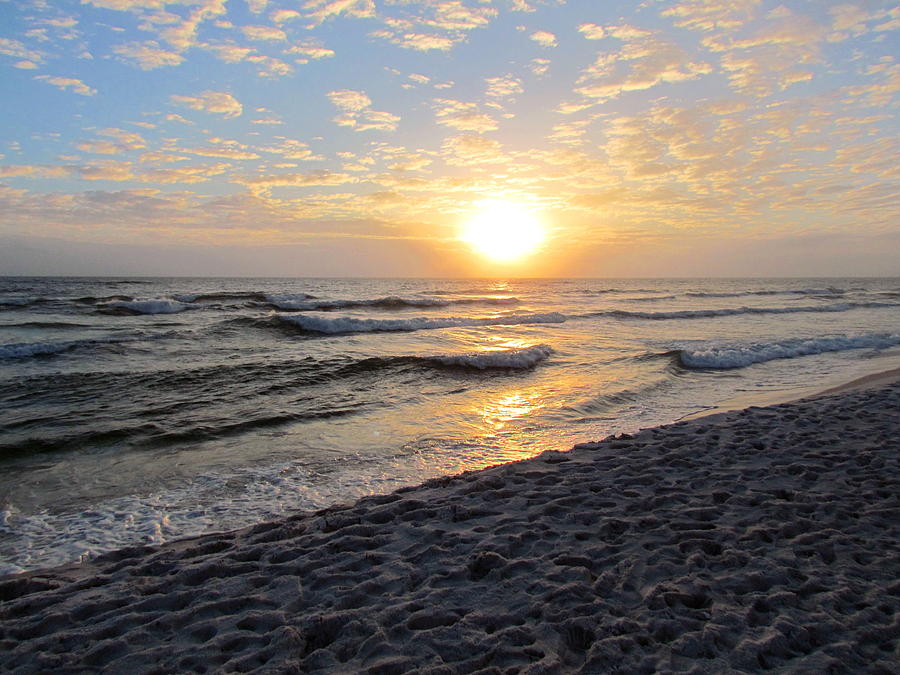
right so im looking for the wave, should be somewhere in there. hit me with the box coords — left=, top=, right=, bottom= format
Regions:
left=267, top=295, right=520, bottom=311
left=428, top=344, right=552, bottom=369
left=672, top=333, right=900, bottom=369
left=684, top=287, right=845, bottom=298
left=72, top=295, right=135, bottom=304
left=593, top=302, right=898, bottom=321
left=277, top=312, right=566, bottom=334
left=625, top=295, right=678, bottom=302
left=173, top=291, right=317, bottom=304
left=100, top=299, right=195, bottom=315
left=0, top=344, right=553, bottom=457
left=0, top=331, right=181, bottom=360
left=568, top=288, right=660, bottom=296
left=0, top=297, right=35, bottom=307
left=0, top=337, right=126, bottom=360
left=0, top=321, right=91, bottom=329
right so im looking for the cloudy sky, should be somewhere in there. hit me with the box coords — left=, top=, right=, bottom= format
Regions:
left=1, top=0, right=898, bottom=277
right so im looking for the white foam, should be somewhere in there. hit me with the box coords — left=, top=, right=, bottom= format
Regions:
left=430, top=344, right=553, bottom=369
left=279, top=312, right=566, bottom=334
left=678, top=333, right=900, bottom=369
left=106, top=299, right=194, bottom=314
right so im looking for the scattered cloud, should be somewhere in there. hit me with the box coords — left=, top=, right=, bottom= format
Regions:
left=577, top=24, right=605, bottom=40
left=432, top=98, right=498, bottom=133
left=113, top=41, right=184, bottom=69
left=327, top=89, right=400, bottom=132
left=241, top=25, right=286, bottom=41
left=34, top=75, right=96, bottom=96
left=170, top=90, right=242, bottom=118
left=530, top=30, right=557, bottom=48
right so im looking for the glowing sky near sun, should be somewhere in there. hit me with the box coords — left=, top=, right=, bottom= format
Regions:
left=0, top=0, right=898, bottom=276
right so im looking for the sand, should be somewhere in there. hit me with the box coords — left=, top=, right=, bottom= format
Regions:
left=1, top=378, right=899, bottom=673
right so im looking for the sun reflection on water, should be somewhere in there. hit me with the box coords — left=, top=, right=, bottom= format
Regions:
left=477, top=390, right=545, bottom=431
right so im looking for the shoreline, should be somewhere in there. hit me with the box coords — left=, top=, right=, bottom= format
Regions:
left=680, top=362, right=900, bottom=421
left=2, top=369, right=899, bottom=672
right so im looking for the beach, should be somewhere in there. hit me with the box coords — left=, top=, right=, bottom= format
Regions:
left=2, top=372, right=898, bottom=673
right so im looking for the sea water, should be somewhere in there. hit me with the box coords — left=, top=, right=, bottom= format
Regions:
left=1, top=277, right=898, bottom=574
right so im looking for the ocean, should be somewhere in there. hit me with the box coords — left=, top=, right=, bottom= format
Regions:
left=1, top=277, right=898, bottom=575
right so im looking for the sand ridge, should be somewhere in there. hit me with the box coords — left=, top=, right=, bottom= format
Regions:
left=1, top=383, right=899, bottom=673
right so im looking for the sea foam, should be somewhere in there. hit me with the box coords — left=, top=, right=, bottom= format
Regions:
left=279, top=312, right=566, bottom=334
left=677, top=333, right=900, bottom=369
left=430, top=344, right=553, bottom=369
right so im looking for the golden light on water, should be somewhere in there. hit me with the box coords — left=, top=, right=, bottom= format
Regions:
left=461, top=199, right=545, bottom=263
left=479, top=391, right=545, bottom=431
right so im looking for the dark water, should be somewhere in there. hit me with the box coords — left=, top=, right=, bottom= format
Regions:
left=1, top=277, right=899, bottom=573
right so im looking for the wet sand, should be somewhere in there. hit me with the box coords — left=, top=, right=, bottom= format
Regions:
left=1, top=373, right=898, bottom=673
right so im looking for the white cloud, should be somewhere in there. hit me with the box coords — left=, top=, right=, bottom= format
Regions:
left=35, top=75, right=97, bottom=96
left=577, top=24, right=605, bottom=40
left=530, top=30, right=557, bottom=47
left=328, top=89, right=372, bottom=112
left=113, top=41, right=184, bottom=69
left=170, top=90, right=243, bottom=118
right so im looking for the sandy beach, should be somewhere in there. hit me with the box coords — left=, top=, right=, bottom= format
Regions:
left=2, top=374, right=899, bottom=673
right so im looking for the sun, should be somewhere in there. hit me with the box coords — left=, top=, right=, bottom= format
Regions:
left=461, top=199, right=545, bottom=263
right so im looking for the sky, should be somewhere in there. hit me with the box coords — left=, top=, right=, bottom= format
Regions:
left=0, top=0, right=898, bottom=277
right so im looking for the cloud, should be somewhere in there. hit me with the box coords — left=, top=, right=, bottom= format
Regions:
left=370, top=1, right=497, bottom=51
left=113, top=41, right=184, bottom=69
left=285, top=42, right=335, bottom=62
left=170, top=90, right=243, bottom=118
left=530, top=30, right=557, bottom=48
left=577, top=23, right=605, bottom=40
left=77, top=128, right=147, bottom=155
left=661, top=0, right=760, bottom=33
left=235, top=170, right=357, bottom=195
left=327, top=90, right=400, bottom=132
left=441, top=134, right=505, bottom=165
left=271, top=9, right=301, bottom=23
left=0, top=38, right=46, bottom=64
left=303, top=0, right=376, bottom=27
left=258, top=139, right=324, bottom=160
left=574, top=34, right=711, bottom=104
left=328, top=89, right=372, bottom=112
left=387, top=152, right=433, bottom=171
left=246, top=55, right=292, bottom=78
left=370, top=28, right=456, bottom=51
left=485, top=75, right=523, bottom=99
left=241, top=25, right=286, bottom=41
left=432, top=98, right=498, bottom=133
left=34, top=75, right=97, bottom=96
left=202, top=43, right=255, bottom=63
left=529, top=57, right=550, bottom=76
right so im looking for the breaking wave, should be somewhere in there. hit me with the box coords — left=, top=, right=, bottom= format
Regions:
left=672, top=333, right=900, bottom=369
left=428, top=344, right=553, bottom=369
left=277, top=312, right=566, bottom=334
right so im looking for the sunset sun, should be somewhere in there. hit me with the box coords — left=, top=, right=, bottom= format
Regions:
left=461, top=200, right=545, bottom=263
